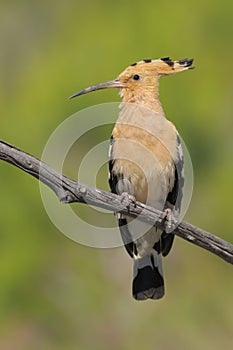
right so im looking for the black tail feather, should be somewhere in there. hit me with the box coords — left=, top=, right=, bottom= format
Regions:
left=133, top=252, right=164, bottom=300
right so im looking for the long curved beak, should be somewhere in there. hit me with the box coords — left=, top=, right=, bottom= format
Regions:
left=69, top=79, right=124, bottom=99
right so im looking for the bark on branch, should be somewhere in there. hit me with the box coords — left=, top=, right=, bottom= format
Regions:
left=0, top=140, right=232, bottom=264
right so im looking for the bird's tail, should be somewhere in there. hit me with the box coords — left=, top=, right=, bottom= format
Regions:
left=133, top=250, right=164, bottom=300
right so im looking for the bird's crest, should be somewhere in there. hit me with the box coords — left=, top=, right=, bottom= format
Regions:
left=119, top=57, right=194, bottom=79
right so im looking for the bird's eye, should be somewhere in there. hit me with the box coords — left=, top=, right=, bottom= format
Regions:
left=133, top=74, right=140, bottom=81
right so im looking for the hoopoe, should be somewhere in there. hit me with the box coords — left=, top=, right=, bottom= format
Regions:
left=70, top=57, right=194, bottom=300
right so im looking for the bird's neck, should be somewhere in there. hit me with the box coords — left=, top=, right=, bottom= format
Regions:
left=119, top=87, right=165, bottom=116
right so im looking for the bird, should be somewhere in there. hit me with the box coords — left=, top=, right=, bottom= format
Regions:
left=70, top=57, right=194, bottom=300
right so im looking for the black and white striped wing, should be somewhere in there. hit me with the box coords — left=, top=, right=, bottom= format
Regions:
left=162, top=133, right=184, bottom=256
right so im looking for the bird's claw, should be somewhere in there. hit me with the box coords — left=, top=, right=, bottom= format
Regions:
left=120, top=192, right=136, bottom=212
left=160, top=208, right=176, bottom=233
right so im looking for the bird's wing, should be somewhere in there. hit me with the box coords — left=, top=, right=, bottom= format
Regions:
left=108, top=135, right=118, bottom=193
left=108, top=134, right=137, bottom=257
left=161, top=133, right=184, bottom=256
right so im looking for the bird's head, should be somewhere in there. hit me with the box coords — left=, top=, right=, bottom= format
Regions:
left=70, top=57, right=194, bottom=104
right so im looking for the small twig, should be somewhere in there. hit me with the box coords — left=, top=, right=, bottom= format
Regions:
left=0, top=139, right=232, bottom=264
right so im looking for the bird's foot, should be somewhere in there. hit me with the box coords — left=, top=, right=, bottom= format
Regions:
left=160, top=208, right=176, bottom=233
left=120, top=192, right=136, bottom=212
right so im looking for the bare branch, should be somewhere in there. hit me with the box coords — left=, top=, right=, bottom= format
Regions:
left=0, top=140, right=232, bottom=264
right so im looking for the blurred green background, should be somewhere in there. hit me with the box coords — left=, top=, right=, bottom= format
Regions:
left=1, top=0, right=233, bottom=349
